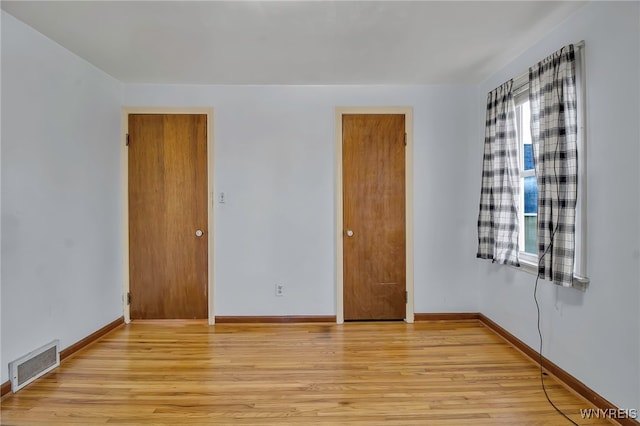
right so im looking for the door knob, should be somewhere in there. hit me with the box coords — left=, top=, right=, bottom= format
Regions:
left=346, top=229, right=354, bottom=237
left=195, top=230, right=203, bottom=237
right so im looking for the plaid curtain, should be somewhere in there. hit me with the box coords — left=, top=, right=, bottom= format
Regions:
left=477, top=80, right=520, bottom=266
left=529, top=45, right=578, bottom=287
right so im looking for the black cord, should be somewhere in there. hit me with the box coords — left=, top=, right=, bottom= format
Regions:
left=534, top=240, right=579, bottom=426
left=533, top=77, right=580, bottom=424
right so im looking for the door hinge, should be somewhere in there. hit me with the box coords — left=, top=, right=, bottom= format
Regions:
left=126, top=292, right=131, bottom=305
left=404, top=133, right=407, bottom=146
left=405, top=291, right=408, bottom=304
left=126, top=133, right=130, bottom=146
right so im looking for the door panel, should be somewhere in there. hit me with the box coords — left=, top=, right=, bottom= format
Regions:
left=128, top=114, right=208, bottom=319
left=343, top=114, right=406, bottom=320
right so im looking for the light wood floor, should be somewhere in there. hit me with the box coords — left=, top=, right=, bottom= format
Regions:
left=1, top=320, right=611, bottom=425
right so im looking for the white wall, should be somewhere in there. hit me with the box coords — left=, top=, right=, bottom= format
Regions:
left=124, top=84, right=479, bottom=316
left=1, top=12, right=123, bottom=383
left=471, top=1, right=640, bottom=410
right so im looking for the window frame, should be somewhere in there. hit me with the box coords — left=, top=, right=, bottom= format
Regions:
left=514, top=94, right=538, bottom=267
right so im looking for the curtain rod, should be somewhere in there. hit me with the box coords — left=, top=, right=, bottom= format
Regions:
left=512, top=40, right=585, bottom=94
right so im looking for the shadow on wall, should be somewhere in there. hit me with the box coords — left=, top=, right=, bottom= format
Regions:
left=482, top=261, right=586, bottom=307
left=556, top=285, right=584, bottom=307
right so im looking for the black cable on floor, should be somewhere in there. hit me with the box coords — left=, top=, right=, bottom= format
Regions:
left=534, top=229, right=579, bottom=426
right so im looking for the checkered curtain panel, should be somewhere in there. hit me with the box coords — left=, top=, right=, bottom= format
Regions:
left=477, top=80, right=520, bottom=266
left=529, top=45, right=578, bottom=287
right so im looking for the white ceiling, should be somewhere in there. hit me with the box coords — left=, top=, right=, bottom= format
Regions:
left=1, top=1, right=588, bottom=85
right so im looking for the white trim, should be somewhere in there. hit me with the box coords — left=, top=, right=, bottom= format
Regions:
left=575, top=46, right=588, bottom=281
left=121, top=107, right=215, bottom=324
left=120, top=112, right=130, bottom=323
left=334, top=107, right=414, bottom=324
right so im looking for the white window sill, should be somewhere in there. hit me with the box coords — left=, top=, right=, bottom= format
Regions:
left=512, top=254, right=590, bottom=291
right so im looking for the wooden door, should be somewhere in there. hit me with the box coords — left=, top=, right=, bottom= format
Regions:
left=342, top=114, right=406, bottom=320
left=128, top=114, right=208, bottom=319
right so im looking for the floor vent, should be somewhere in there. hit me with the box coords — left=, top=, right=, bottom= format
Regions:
left=9, top=340, right=60, bottom=392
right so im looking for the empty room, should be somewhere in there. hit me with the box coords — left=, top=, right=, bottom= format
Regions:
left=1, top=1, right=639, bottom=425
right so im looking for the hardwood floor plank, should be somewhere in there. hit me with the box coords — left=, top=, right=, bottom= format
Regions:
left=0, top=321, right=613, bottom=425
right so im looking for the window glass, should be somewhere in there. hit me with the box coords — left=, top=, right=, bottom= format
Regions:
left=518, top=99, right=537, bottom=255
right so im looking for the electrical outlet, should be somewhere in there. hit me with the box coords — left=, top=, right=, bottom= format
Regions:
left=275, top=283, right=284, bottom=297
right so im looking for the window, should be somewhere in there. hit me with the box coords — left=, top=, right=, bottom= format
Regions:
left=515, top=97, right=537, bottom=262
left=477, top=44, right=588, bottom=287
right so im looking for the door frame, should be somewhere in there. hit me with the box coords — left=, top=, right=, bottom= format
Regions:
left=335, top=107, right=414, bottom=324
left=121, top=107, right=215, bottom=324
